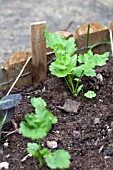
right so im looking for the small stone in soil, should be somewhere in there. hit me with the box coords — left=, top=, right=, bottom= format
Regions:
left=4, top=141, right=9, bottom=148
left=5, top=154, right=10, bottom=158
left=105, top=147, right=113, bottom=156
left=104, top=156, right=111, bottom=159
left=73, top=131, right=81, bottom=139
left=101, top=129, right=106, bottom=136
left=107, top=128, right=112, bottom=138
left=0, top=162, right=9, bottom=170
left=47, top=141, right=58, bottom=149
left=96, top=73, right=103, bottom=82
left=94, top=118, right=100, bottom=124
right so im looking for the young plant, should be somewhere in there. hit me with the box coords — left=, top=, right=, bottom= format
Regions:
left=45, top=30, right=109, bottom=98
left=19, top=97, right=71, bottom=169
left=84, top=90, right=96, bottom=99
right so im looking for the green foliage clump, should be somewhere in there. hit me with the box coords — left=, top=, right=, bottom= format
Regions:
left=45, top=30, right=109, bottom=98
left=19, top=97, right=71, bottom=169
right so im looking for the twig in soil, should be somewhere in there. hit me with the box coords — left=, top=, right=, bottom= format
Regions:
left=21, top=154, right=32, bottom=162
left=0, top=129, right=21, bottom=141
left=0, top=119, right=21, bottom=141
left=61, top=20, right=73, bottom=31
left=99, top=145, right=104, bottom=154
left=11, top=119, right=21, bottom=134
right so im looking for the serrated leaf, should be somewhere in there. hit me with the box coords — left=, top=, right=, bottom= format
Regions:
left=84, top=90, right=96, bottom=99
left=78, top=54, right=84, bottom=63
left=31, top=97, right=46, bottom=109
left=45, top=29, right=77, bottom=79
left=19, top=110, right=57, bottom=140
left=49, top=64, right=69, bottom=77
left=65, top=37, right=77, bottom=55
left=19, top=121, right=47, bottom=139
left=45, top=153, right=56, bottom=169
left=45, top=150, right=71, bottom=169
left=53, top=33, right=66, bottom=47
left=19, top=97, right=57, bottom=140
left=27, top=142, right=40, bottom=157
left=68, top=54, right=77, bottom=72
left=74, top=65, right=85, bottom=77
left=93, top=52, right=109, bottom=66
left=45, top=29, right=66, bottom=50
left=84, top=68, right=96, bottom=77
left=45, top=29, right=109, bottom=98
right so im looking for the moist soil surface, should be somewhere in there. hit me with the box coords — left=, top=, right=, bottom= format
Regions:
left=1, top=55, right=113, bottom=170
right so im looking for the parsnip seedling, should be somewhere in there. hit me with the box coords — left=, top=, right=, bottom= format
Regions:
left=19, top=97, right=71, bottom=169
left=45, top=30, right=109, bottom=97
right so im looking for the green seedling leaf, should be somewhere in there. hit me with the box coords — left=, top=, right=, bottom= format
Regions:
left=27, top=142, right=40, bottom=157
left=77, top=84, right=83, bottom=95
left=45, top=29, right=109, bottom=98
left=31, top=97, right=46, bottom=109
left=20, top=97, right=71, bottom=169
left=45, top=150, right=71, bottom=169
left=19, top=97, right=57, bottom=140
left=40, top=148, right=51, bottom=156
left=19, top=120, right=47, bottom=139
left=19, top=111, right=57, bottom=139
left=84, top=90, right=96, bottom=99
left=45, top=30, right=66, bottom=49
left=45, top=29, right=77, bottom=58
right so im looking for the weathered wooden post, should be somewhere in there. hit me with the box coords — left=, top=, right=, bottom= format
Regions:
left=31, top=21, right=47, bottom=85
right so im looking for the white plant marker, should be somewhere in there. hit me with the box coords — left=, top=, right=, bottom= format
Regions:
left=109, top=29, right=113, bottom=56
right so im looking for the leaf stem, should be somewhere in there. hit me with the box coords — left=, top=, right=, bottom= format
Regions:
left=64, top=77, right=73, bottom=94
left=74, top=70, right=84, bottom=96
left=68, top=75, right=75, bottom=93
left=37, top=140, right=44, bottom=168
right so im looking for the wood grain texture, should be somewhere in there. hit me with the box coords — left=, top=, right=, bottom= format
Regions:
left=31, top=21, right=47, bottom=85
left=0, top=51, right=32, bottom=90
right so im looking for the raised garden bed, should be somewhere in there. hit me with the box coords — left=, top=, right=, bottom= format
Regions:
left=1, top=56, right=113, bottom=170
left=0, top=21, right=113, bottom=169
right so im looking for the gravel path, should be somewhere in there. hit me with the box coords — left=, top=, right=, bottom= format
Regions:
left=0, top=0, right=113, bottom=66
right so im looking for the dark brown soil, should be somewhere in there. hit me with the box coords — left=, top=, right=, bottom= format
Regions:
left=1, top=56, right=113, bottom=170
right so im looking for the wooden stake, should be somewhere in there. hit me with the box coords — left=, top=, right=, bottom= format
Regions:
left=31, top=21, right=47, bottom=84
